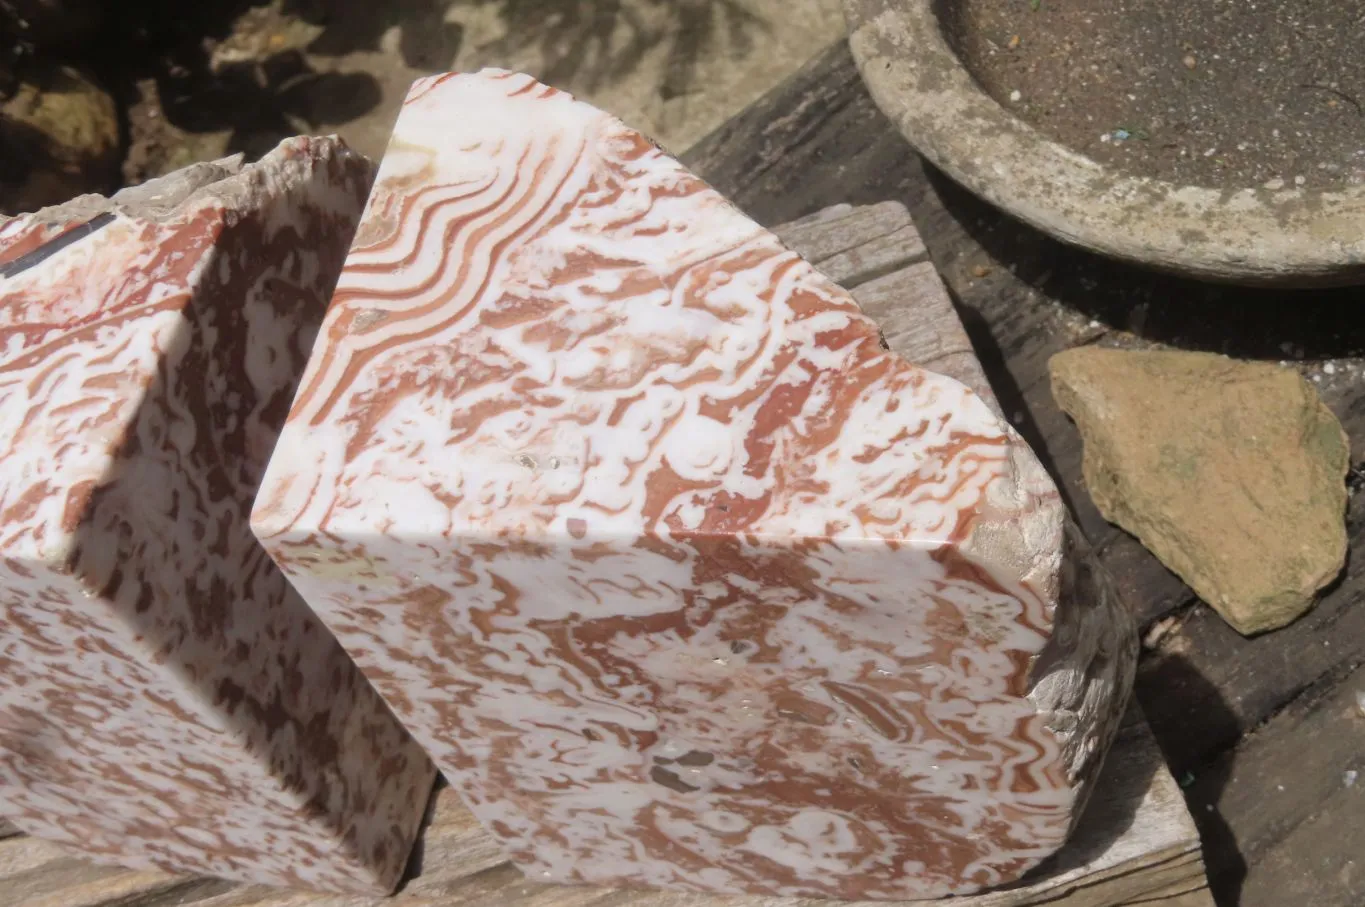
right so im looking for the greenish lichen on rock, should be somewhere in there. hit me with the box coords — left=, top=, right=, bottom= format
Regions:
left=1050, top=347, right=1349, bottom=635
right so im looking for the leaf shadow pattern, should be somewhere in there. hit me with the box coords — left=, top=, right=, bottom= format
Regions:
left=284, top=0, right=467, bottom=71
left=288, top=0, right=769, bottom=106
left=68, top=0, right=384, bottom=166
left=157, top=47, right=383, bottom=161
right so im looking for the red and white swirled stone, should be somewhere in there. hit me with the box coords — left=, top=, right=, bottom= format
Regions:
left=0, top=138, right=436, bottom=893
left=253, top=73, right=1135, bottom=900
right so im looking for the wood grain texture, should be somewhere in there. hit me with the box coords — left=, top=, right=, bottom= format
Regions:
left=685, top=42, right=1365, bottom=904
left=1182, top=661, right=1365, bottom=906
left=0, top=203, right=1204, bottom=907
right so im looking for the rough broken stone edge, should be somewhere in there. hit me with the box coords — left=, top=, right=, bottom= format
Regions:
left=1034, top=517, right=1136, bottom=824
left=844, top=0, right=1365, bottom=286
left=964, top=410, right=1135, bottom=819
left=12, top=135, right=366, bottom=227
left=12, top=156, right=244, bottom=226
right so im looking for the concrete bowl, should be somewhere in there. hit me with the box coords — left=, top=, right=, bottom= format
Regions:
left=844, top=0, right=1365, bottom=286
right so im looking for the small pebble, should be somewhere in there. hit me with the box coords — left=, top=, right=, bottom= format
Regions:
left=1346, top=770, right=1359, bottom=788
left=1356, top=689, right=1365, bottom=717
left=1142, top=615, right=1178, bottom=650
left=1010, top=89, right=1022, bottom=102
left=1183, top=54, right=1197, bottom=69
left=1294, top=175, right=1306, bottom=186
left=1324, top=362, right=1337, bottom=375
left=972, top=264, right=993, bottom=277
left=1008, top=34, right=1021, bottom=49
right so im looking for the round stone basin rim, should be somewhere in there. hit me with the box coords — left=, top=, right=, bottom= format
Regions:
left=844, top=0, right=1365, bottom=286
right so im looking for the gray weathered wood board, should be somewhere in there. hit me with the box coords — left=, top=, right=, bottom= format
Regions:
left=0, top=202, right=1208, bottom=907
left=683, top=44, right=1365, bottom=906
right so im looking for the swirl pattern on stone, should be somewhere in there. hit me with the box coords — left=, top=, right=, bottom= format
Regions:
left=254, top=72, right=1133, bottom=900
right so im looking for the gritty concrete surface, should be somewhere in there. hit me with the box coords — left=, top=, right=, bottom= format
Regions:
left=123, top=0, right=844, bottom=182
left=945, top=0, right=1365, bottom=190
left=844, top=0, right=1365, bottom=285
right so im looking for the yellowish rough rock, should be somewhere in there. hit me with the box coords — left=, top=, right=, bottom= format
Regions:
left=1051, top=348, right=1349, bottom=635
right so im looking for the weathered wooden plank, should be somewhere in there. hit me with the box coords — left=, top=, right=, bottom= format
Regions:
left=1124, top=886, right=1217, bottom=907
left=1230, top=793, right=1363, bottom=907
left=680, top=43, right=922, bottom=229
left=1183, top=661, right=1365, bottom=907
left=773, top=199, right=925, bottom=286
left=852, top=262, right=989, bottom=402
left=0, top=203, right=1204, bottom=907
left=0, top=832, right=72, bottom=878
left=19, top=869, right=230, bottom=907
left=775, top=201, right=923, bottom=271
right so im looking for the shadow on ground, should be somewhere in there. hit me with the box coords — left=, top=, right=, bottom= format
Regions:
left=4, top=0, right=772, bottom=184
left=1135, top=654, right=1249, bottom=906
left=87, top=0, right=384, bottom=162
left=284, top=0, right=467, bottom=70
left=288, top=0, right=767, bottom=102
left=922, top=165, right=1365, bottom=361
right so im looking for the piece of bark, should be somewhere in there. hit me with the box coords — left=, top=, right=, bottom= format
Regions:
left=253, top=73, right=1135, bottom=901
left=1050, top=348, right=1349, bottom=635
left=0, top=137, right=437, bottom=893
